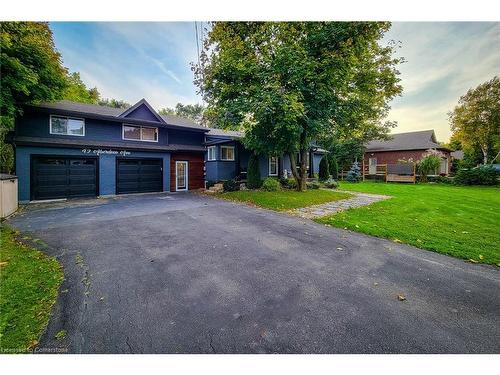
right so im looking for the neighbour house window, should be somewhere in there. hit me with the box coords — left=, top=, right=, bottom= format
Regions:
left=50, top=116, right=85, bottom=136
left=207, top=146, right=216, bottom=161
left=221, top=146, right=235, bottom=161
left=269, top=156, right=278, bottom=176
left=122, top=124, right=158, bottom=142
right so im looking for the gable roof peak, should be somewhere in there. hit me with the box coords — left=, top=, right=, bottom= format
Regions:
left=119, top=98, right=165, bottom=123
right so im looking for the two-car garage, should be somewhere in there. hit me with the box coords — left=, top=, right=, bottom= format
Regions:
left=31, top=156, right=165, bottom=200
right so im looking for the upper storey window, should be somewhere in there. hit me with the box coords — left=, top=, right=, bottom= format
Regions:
left=50, top=115, right=85, bottom=136
left=122, top=124, right=158, bottom=142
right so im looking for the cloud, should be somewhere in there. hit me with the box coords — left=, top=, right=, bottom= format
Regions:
left=51, top=22, right=202, bottom=109
left=384, top=22, right=500, bottom=141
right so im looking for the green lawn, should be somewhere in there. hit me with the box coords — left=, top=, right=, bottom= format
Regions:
left=316, top=182, right=500, bottom=265
left=0, top=226, right=64, bottom=352
left=219, top=189, right=351, bottom=211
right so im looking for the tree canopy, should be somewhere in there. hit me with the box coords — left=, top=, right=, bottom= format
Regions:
left=98, top=98, right=130, bottom=109
left=63, top=72, right=100, bottom=104
left=159, top=103, right=205, bottom=124
left=194, top=22, right=403, bottom=190
left=449, top=76, right=500, bottom=164
left=1, top=22, right=69, bottom=172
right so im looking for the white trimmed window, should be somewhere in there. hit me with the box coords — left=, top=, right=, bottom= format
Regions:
left=220, top=146, right=235, bottom=161
left=122, top=124, right=158, bottom=142
left=207, top=146, right=216, bottom=161
left=269, top=156, right=278, bottom=176
left=50, top=115, right=85, bottom=136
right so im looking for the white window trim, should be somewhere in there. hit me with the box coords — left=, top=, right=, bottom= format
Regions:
left=220, top=146, right=235, bottom=161
left=122, top=124, right=159, bottom=143
left=207, top=146, right=216, bottom=161
left=269, top=156, right=278, bottom=176
left=49, top=115, right=85, bottom=136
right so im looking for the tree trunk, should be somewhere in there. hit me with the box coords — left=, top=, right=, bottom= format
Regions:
left=481, top=145, right=488, bottom=165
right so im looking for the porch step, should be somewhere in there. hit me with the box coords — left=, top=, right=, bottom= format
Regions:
left=207, top=183, right=224, bottom=193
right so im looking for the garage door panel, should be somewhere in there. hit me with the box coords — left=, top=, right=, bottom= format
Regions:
left=32, top=157, right=97, bottom=200
left=116, top=158, right=162, bottom=194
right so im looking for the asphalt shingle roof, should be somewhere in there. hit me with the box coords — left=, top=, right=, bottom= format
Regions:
left=365, top=130, right=447, bottom=152
left=32, top=100, right=207, bottom=131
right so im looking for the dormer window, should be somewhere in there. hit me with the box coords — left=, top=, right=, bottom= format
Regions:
left=122, top=124, right=158, bottom=142
left=50, top=115, right=85, bottom=136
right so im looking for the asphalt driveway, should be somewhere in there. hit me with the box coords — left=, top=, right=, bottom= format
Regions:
left=7, top=193, right=500, bottom=353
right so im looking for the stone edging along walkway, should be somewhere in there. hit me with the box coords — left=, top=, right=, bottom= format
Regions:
left=289, top=190, right=392, bottom=219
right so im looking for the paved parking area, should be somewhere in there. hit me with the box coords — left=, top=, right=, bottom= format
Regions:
left=7, top=192, right=500, bottom=353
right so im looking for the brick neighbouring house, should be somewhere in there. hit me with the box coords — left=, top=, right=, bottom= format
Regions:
left=364, top=130, right=452, bottom=176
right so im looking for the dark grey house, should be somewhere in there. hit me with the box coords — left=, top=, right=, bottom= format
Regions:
left=10, top=98, right=327, bottom=202
left=11, top=99, right=208, bottom=202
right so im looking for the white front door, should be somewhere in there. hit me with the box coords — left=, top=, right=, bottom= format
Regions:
left=175, top=161, right=188, bottom=191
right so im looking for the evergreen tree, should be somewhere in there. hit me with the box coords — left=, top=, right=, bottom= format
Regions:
left=329, top=156, right=339, bottom=180
left=247, top=154, right=262, bottom=189
left=346, top=161, right=361, bottom=182
left=318, top=157, right=330, bottom=181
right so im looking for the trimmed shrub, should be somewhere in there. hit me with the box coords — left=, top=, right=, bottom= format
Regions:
left=345, top=161, right=361, bottom=182
left=319, top=157, right=330, bottom=181
left=223, top=179, right=240, bottom=192
left=247, top=154, right=262, bottom=189
left=454, top=166, right=499, bottom=186
left=329, top=157, right=339, bottom=179
left=322, top=178, right=338, bottom=189
left=280, top=177, right=298, bottom=190
left=306, top=181, right=321, bottom=189
left=206, top=180, right=216, bottom=189
left=261, top=177, right=281, bottom=191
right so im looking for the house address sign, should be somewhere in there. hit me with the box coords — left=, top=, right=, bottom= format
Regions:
left=81, top=148, right=131, bottom=156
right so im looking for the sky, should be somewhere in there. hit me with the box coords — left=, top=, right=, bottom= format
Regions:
left=50, top=22, right=500, bottom=142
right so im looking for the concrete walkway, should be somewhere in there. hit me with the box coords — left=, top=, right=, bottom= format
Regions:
left=290, top=190, right=391, bottom=219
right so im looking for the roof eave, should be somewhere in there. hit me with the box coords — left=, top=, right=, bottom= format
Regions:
left=26, top=105, right=209, bottom=133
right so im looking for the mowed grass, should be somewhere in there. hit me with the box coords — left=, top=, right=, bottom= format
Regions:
left=0, top=226, right=63, bottom=352
left=316, top=182, right=500, bottom=265
left=219, top=189, right=351, bottom=211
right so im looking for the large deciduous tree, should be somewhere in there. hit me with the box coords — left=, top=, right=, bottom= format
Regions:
left=194, top=22, right=403, bottom=190
left=449, top=76, right=500, bottom=165
left=1, top=22, right=68, bottom=172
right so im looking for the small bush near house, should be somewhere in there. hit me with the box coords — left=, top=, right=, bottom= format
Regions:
left=307, top=181, right=321, bottom=189
left=280, top=177, right=298, bottom=190
left=261, top=177, right=281, bottom=191
left=454, top=165, right=499, bottom=186
left=247, top=154, right=262, bottom=189
left=322, top=178, right=338, bottom=189
left=319, top=157, right=330, bottom=181
left=206, top=180, right=216, bottom=189
left=345, top=161, right=361, bottom=182
left=223, top=179, right=240, bottom=192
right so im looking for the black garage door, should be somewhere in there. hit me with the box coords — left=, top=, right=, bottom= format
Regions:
left=116, top=158, right=163, bottom=194
left=32, top=156, right=98, bottom=200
